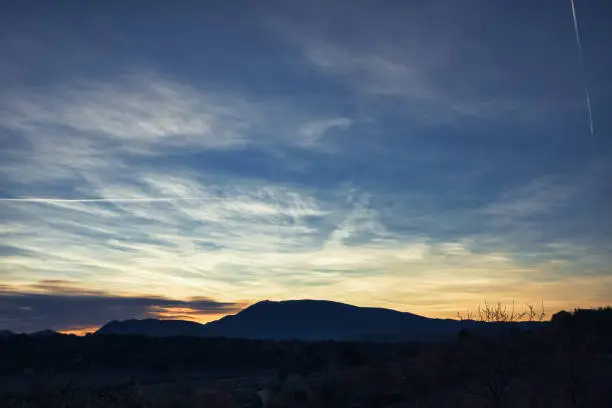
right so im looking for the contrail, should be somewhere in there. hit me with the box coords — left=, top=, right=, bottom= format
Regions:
left=570, top=0, right=595, bottom=153
left=0, top=197, right=227, bottom=203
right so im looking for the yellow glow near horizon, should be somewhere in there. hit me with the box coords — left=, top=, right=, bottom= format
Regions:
left=3, top=240, right=611, bottom=334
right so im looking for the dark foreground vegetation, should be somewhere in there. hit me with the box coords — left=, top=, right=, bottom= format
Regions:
left=1, top=307, right=610, bottom=408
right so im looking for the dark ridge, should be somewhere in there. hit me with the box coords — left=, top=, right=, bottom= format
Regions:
left=95, top=299, right=493, bottom=341
left=97, top=318, right=207, bottom=337
left=0, top=329, right=14, bottom=338
left=95, top=299, right=547, bottom=341
left=29, top=329, right=60, bottom=338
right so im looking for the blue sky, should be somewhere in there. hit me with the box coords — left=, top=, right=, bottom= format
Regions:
left=1, top=0, right=611, bottom=333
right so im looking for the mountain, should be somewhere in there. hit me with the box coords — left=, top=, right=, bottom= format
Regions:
left=0, top=329, right=14, bottom=338
left=0, top=329, right=60, bottom=338
left=97, top=318, right=208, bottom=337
left=203, top=299, right=465, bottom=341
left=29, top=329, right=60, bottom=338
left=96, top=299, right=478, bottom=341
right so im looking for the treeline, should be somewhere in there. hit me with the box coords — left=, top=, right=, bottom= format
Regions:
left=0, top=332, right=415, bottom=376
left=548, top=306, right=612, bottom=342
left=0, top=307, right=611, bottom=407
left=1, top=307, right=610, bottom=378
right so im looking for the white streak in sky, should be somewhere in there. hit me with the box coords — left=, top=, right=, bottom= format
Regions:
left=0, top=197, right=228, bottom=203
left=570, top=0, right=595, bottom=152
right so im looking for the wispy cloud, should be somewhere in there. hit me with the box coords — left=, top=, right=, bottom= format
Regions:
left=2, top=72, right=252, bottom=149
left=485, top=176, right=579, bottom=221
left=299, top=40, right=532, bottom=123
left=297, top=117, right=352, bottom=148
left=2, top=169, right=610, bottom=325
left=0, top=71, right=357, bottom=186
left=0, top=197, right=227, bottom=203
left=266, top=1, right=580, bottom=126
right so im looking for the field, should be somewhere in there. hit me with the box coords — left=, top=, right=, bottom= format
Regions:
left=1, top=307, right=611, bottom=408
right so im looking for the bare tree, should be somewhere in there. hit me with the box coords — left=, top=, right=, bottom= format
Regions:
left=457, top=300, right=546, bottom=323
left=456, top=301, right=546, bottom=408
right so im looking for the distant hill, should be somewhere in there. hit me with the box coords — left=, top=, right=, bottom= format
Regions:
left=204, top=299, right=469, bottom=341
left=96, top=299, right=486, bottom=341
left=1, top=329, right=61, bottom=338
left=0, top=330, right=14, bottom=338
left=29, top=329, right=60, bottom=338
left=96, top=318, right=208, bottom=337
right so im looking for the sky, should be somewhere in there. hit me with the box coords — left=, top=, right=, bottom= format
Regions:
left=1, top=0, right=611, bottom=334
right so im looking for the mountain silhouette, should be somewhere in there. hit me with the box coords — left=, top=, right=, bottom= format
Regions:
left=0, top=329, right=14, bottom=338
left=29, top=329, right=60, bottom=338
left=97, top=318, right=208, bottom=337
left=96, top=299, right=478, bottom=341
left=0, top=329, right=61, bottom=337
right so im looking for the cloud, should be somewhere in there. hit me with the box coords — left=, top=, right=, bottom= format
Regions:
left=484, top=175, right=579, bottom=222
left=2, top=139, right=610, bottom=324
left=469, top=165, right=612, bottom=263
left=266, top=0, right=582, bottom=126
left=0, top=281, right=244, bottom=333
left=0, top=70, right=360, bottom=191
left=1, top=70, right=356, bottom=149
left=0, top=198, right=227, bottom=203
left=1, top=72, right=254, bottom=152
left=297, top=117, right=352, bottom=148
left=298, top=41, right=535, bottom=124
left=303, top=43, right=437, bottom=99
left=2, top=169, right=610, bottom=326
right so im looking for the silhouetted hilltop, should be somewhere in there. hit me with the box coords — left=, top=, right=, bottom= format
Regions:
left=204, top=299, right=462, bottom=341
left=96, top=299, right=477, bottom=341
left=0, top=329, right=60, bottom=338
left=0, top=330, right=14, bottom=338
left=29, top=329, right=59, bottom=338
left=97, top=318, right=208, bottom=337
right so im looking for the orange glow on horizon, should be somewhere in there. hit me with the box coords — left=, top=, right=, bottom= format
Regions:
left=150, top=306, right=231, bottom=324
left=34, top=294, right=612, bottom=336
left=56, top=310, right=235, bottom=336
left=59, top=327, right=99, bottom=336
left=54, top=302, right=612, bottom=335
